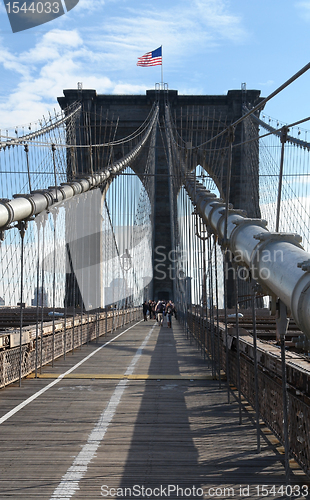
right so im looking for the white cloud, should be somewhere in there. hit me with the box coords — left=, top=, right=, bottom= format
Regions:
left=193, top=0, right=246, bottom=41
left=0, top=0, right=247, bottom=127
left=92, top=0, right=247, bottom=58
left=23, top=29, right=83, bottom=63
left=258, top=80, right=275, bottom=87
left=0, top=42, right=30, bottom=78
left=112, top=82, right=148, bottom=94
left=72, top=0, right=105, bottom=15
left=295, top=1, right=310, bottom=19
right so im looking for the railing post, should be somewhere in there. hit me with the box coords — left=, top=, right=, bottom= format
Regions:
left=252, top=283, right=261, bottom=453
left=276, top=299, right=291, bottom=486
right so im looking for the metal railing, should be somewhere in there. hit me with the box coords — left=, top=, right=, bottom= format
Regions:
left=186, top=310, right=310, bottom=477
left=0, top=307, right=141, bottom=388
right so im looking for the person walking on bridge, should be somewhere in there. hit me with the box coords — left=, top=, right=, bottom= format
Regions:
left=165, top=301, right=174, bottom=328
left=142, top=301, right=149, bottom=321
left=155, top=300, right=164, bottom=326
left=149, top=300, right=155, bottom=319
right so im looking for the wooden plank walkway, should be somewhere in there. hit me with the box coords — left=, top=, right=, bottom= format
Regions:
left=0, top=318, right=309, bottom=500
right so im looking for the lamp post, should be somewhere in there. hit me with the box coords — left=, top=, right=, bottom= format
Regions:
left=120, top=249, right=132, bottom=318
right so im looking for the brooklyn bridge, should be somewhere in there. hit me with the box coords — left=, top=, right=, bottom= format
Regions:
left=1, top=64, right=310, bottom=499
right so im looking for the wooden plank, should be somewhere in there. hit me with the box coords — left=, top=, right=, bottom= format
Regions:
left=0, top=320, right=308, bottom=499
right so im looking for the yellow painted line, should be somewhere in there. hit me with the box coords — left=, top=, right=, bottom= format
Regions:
left=26, top=373, right=214, bottom=380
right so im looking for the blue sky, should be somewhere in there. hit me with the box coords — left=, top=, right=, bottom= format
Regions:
left=0, top=0, right=310, bottom=129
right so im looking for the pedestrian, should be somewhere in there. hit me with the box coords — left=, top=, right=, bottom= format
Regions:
left=162, top=301, right=167, bottom=327
left=142, top=301, right=149, bottom=321
left=149, top=300, right=155, bottom=319
left=165, top=301, right=173, bottom=328
left=155, top=300, right=164, bottom=326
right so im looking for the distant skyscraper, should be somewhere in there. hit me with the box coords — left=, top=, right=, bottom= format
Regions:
left=104, top=278, right=133, bottom=307
left=32, top=288, right=48, bottom=307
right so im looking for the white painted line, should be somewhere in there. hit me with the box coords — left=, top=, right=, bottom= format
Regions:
left=50, top=324, right=155, bottom=500
left=0, top=320, right=143, bottom=425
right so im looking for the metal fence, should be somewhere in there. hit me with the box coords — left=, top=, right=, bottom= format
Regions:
left=186, top=311, right=310, bottom=477
left=0, top=307, right=141, bottom=388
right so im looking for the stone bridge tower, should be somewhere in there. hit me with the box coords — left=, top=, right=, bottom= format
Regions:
left=58, top=88, right=263, bottom=305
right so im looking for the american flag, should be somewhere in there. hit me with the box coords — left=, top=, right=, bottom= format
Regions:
left=137, top=46, right=162, bottom=67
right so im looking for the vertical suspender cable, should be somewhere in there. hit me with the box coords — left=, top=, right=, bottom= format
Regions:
left=86, top=192, right=90, bottom=345
left=234, top=270, right=242, bottom=425
left=80, top=198, right=84, bottom=350
left=198, top=214, right=203, bottom=353
left=202, top=232, right=207, bottom=361
left=276, top=127, right=288, bottom=232
left=185, top=188, right=190, bottom=340
left=64, top=275, right=67, bottom=359
left=24, top=144, right=32, bottom=193
left=35, top=220, right=40, bottom=378
left=72, top=237, right=76, bottom=354
left=52, top=144, right=58, bottom=202
left=223, top=126, right=235, bottom=404
left=52, top=210, right=57, bottom=366
left=40, top=217, right=46, bottom=374
left=214, top=236, right=221, bottom=389
left=209, top=235, right=215, bottom=375
left=18, top=221, right=26, bottom=387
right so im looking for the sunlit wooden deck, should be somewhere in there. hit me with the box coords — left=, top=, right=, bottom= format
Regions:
left=0, top=318, right=309, bottom=500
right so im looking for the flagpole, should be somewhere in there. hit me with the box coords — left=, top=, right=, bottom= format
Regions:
left=161, top=45, right=163, bottom=89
